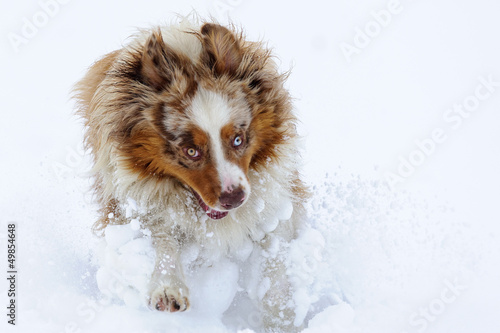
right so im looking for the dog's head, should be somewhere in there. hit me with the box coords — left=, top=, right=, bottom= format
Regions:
left=111, top=23, right=293, bottom=219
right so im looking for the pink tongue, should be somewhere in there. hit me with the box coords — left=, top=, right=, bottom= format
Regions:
left=206, top=209, right=228, bottom=220
left=193, top=192, right=228, bottom=220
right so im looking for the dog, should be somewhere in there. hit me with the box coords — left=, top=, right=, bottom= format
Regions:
left=74, top=18, right=308, bottom=331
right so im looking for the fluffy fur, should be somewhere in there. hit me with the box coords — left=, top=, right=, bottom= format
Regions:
left=74, top=18, right=308, bottom=331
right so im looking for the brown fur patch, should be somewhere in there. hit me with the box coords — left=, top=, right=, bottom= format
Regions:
left=200, top=23, right=243, bottom=76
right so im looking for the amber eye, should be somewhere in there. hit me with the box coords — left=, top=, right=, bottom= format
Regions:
left=183, top=147, right=201, bottom=160
left=233, top=136, right=243, bottom=148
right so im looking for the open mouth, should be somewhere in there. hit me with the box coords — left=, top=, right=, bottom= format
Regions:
left=192, top=191, right=228, bottom=220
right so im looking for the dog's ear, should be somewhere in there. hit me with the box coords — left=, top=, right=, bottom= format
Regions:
left=140, top=29, right=178, bottom=91
left=200, top=23, right=242, bottom=76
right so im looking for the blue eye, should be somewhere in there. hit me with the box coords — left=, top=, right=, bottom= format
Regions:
left=233, top=136, right=243, bottom=147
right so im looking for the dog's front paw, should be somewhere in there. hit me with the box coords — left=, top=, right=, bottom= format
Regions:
left=148, top=284, right=190, bottom=312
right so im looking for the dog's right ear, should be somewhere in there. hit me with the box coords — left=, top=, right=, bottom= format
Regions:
left=140, top=29, right=178, bottom=91
left=200, top=23, right=242, bottom=77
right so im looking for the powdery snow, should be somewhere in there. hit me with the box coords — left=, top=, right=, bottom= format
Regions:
left=3, top=165, right=481, bottom=333
left=1, top=162, right=487, bottom=333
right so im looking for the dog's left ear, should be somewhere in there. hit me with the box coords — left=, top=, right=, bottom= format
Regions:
left=140, top=29, right=182, bottom=91
left=200, top=23, right=242, bottom=76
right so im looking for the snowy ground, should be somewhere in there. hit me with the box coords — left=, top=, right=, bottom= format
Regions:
left=1, top=0, right=500, bottom=332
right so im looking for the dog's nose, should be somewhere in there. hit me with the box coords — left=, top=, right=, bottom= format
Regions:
left=219, top=188, right=245, bottom=210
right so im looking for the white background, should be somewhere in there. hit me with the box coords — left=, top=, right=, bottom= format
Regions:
left=1, top=0, right=499, bottom=332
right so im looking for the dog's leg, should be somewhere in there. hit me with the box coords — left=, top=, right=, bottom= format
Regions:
left=148, top=234, right=190, bottom=312
left=259, top=236, right=301, bottom=332
left=259, top=203, right=305, bottom=332
left=92, top=174, right=124, bottom=235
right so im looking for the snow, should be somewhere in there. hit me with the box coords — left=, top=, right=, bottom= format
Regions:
left=302, top=303, right=355, bottom=333
left=2, top=0, right=500, bottom=332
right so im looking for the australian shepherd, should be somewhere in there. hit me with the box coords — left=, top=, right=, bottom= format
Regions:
left=74, top=18, right=308, bottom=331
